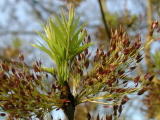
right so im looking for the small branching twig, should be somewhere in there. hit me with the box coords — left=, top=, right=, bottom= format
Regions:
left=98, top=0, right=111, bottom=40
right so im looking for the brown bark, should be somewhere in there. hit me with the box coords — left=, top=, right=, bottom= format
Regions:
left=60, top=81, right=75, bottom=120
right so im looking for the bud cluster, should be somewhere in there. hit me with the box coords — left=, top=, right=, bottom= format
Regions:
left=0, top=57, right=61, bottom=119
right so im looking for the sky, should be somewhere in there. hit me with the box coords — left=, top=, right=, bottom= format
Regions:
left=0, top=0, right=155, bottom=120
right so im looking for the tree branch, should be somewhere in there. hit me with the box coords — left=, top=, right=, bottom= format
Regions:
left=0, top=31, right=39, bottom=36
left=144, top=0, right=154, bottom=72
left=98, top=0, right=111, bottom=40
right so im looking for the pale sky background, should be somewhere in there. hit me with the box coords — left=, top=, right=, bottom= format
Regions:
left=0, top=0, right=158, bottom=120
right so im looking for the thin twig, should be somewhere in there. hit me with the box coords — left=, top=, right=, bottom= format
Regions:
left=98, top=0, right=111, bottom=39
left=0, top=31, right=39, bottom=35
left=144, top=0, right=154, bottom=72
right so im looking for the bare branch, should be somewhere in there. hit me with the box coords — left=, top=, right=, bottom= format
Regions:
left=98, top=0, right=111, bottom=40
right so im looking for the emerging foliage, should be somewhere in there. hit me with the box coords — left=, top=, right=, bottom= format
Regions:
left=33, top=7, right=92, bottom=85
left=0, top=7, right=146, bottom=119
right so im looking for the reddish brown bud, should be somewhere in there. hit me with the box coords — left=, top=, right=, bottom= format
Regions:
left=123, top=39, right=130, bottom=47
left=77, top=67, right=83, bottom=75
left=84, top=59, right=89, bottom=69
left=123, top=48, right=130, bottom=55
left=11, top=68, right=16, bottom=74
left=103, top=69, right=111, bottom=75
left=109, top=64, right=116, bottom=71
left=121, top=96, right=129, bottom=105
left=114, top=88, right=126, bottom=93
left=136, top=54, right=142, bottom=60
left=0, top=113, right=6, bottom=117
left=87, top=113, right=91, bottom=120
left=84, top=48, right=88, bottom=55
left=19, top=54, right=24, bottom=61
left=99, top=48, right=104, bottom=56
left=134, top=76, right=140, bottom=83
left=97, top=67, right=103, bottom=74
left=137, top=88, right=147, bottom=95
left=88, top=80, right=94, bottom=86
left=33, top=65, right=41, bottom=72
left=1, top=63, right=9, bottom=71
left=151, top=21, right=158, bottom=29
left=115, top=52, right=119, bottom=59
left=134, top=76, right=140, bottom=87
left=118, top=70, right=125, bottom=75
left=106, top=115, right=112, bottom=120
left=118, top=105, right=123, bottom=116
left=113, top=105, right=118, bottom=116
left=144, top=73, right=154, bottom=81
left=130, top=66, right=136, bottom=70
left=135, top=42, right=141, bottom=49
left=136, top=58, right=143, bottom=63
left=111, top=43, right=116, bottom=51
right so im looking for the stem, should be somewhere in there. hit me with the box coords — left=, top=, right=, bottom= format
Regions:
left=145, top=0, right=154, bottom=72
left=98, top=0, right=111, bottom=39
left=63, top=102, right=75, bottom=120
left=60, top=81, right=75, bottom=120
